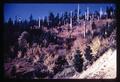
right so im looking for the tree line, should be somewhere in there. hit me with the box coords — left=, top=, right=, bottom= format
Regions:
left=4, top=6, right=115, bottom=29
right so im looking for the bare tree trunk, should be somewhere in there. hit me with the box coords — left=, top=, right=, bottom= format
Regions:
left=77, top=4, right=79, bottom=24
left=84, top=21, right=86, bottom=38
left=39, top=17, right=40, bottom=28
left=70, top=11, right=72, bottom=30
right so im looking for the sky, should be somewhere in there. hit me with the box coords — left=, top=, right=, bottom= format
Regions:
left=4, top=3, right=115, bottom=22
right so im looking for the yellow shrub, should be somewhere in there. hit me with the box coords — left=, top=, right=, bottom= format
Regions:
left=90, top=37, right=101, bottom=55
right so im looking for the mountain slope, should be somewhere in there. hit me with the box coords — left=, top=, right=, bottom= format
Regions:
left=71, top=48, right=116, bottom=79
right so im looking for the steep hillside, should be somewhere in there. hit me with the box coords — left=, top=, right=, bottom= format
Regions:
left=71, top=48, right=116, bottom=79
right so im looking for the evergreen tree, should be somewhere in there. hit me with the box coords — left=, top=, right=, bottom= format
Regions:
left=73, top=9, right=77, bottom=25
left=84, top=46, right=93, bottom=62
left=8, top=18, right=13, bottom=28
left=53, top=55, right=68, bottom=74
left=59, top=13, right=64, bottom=26
left=29, top=14, right=34, bottom=27
left=73, top=47, right=84, bottom=72
left=109, top=6, right=114, bottom=18
left=48, top=12, right=55, bottom=28
left=43, top=16, right=48, bottom=27
left=14, top=16, right=19, bottom=28
left=95, top=10, right=100, bottom=19
left=63, top=11, right=69, bottom=24
left=40, top=19, right=44, bottom=27
left=92, top=21, right=96, bottom=30
left=23, top=19, right=28, bottom=28
left=106, top=6, right=114, bottom=19
left=55, top=13, right=60, bottom=27
left=29, top=14, right=33, bottom=21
